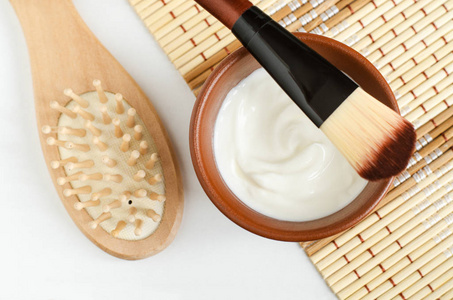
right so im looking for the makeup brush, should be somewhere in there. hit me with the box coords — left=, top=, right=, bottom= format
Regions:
left=195, top=0, right=416, bottom=181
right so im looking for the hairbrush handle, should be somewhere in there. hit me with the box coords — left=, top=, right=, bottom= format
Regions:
left=195, top=0, right=253, bottom=29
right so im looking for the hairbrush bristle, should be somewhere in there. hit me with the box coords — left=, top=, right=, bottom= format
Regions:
left=44, top=80, right=166, bottom=240
left=321, top=88, right=416, bottom=181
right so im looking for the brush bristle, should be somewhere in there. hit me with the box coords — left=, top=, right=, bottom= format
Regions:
left=321, top=88, right=416, bottom=181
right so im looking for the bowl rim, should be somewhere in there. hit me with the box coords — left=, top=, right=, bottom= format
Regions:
left=190, top=32, right=397, bottom=241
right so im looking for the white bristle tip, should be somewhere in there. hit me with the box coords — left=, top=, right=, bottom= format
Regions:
left=134, top=170, right=146, bottom=181
left=148, top=174, right=163, bottom=185
left=74, top=202, right=83, bottom=210
left=89, top=221, right=98, bottom=229
left=134, top=189, right=147, bottom=198
left=42, top=126, right=51, bottom=134
left=119, top=195, right=128, bottom=203
left=128, top=108, right=136, bottom=116
left=57, top=178, right=66, bottom=185
left=46, top=137, right=55, bottom=145
left=102, top=156, right=117, bottom=167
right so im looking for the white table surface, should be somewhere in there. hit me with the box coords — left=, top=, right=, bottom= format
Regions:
left=0, top=1, right=336, bottom=299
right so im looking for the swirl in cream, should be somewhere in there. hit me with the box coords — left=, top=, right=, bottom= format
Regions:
left=214, top=68, right=368, bottom=222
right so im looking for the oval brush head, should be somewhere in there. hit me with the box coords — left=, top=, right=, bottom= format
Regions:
left=44, top=80, right=166, bottom=241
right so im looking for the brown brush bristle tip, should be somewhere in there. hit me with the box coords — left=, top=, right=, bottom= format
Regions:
left=358, top=120, right=416, bottom=181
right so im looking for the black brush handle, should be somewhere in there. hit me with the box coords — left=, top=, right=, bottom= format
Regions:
left=232, top=7, right=358, bottom=126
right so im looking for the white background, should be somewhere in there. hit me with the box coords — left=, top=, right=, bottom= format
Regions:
left=0, top=1, right=336, bottom=299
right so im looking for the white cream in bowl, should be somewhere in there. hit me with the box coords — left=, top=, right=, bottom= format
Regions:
left=213, top=68, right=368, bottom=222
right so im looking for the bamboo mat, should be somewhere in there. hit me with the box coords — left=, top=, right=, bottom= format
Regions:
left=129, top=0, right=453, bottom=298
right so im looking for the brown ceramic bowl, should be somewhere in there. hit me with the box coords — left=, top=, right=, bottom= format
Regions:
left=190, top=33, right=398, bottom=241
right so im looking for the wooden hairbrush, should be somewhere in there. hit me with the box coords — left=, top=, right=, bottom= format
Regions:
left=10, top=0, right=183, bottom=260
